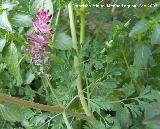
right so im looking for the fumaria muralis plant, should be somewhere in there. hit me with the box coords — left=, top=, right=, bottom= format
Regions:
left=27, top=9, right=73, bottom=129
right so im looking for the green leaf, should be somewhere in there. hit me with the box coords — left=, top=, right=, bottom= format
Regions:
left=31, top=114, right=48, bottom=126
left=110, top=125, right=121, bottom=129
left=144, top=102, right=160, bottom=128
left=129, top=65, right=143, bottom=79
left=139, top=86, right=158, bottom=101
left=92, top=96, right=113, bottom=111
left=133, top=43, right=151, bottom=68
left=2, top=1, right=19, bottom=11
left=122, top=83, right=135, bottom=98
left=0, top=39, right=6, bottom=52
left=97, top=78, right=120, bottom=91
left=11, top=14, right=32, bottom=27
left=25, top=71, right=35, bottom=84
left=31, top=0, right=54, bottom=15
left=83, top=121, right=106, bottom=129
left=151, top=25, right=160, bottom=44
left=3, top=42, right=23, bottom=86
left=116, top=107, right=132, bottom=129
left=49, top=55, right=64, bottom=64
left=54, top=33, right=72, bottom=50
left=129, top=19, right=149, bottom=37
left=126, top=103, right=142, bottom=118
left=90, top=101, right=101, bottom=114
left=0, top=10, right=12, bottom=32
left=0, top=103, right=34, bottom=122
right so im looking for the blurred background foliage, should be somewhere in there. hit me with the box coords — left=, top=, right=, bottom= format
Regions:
left=0, top=0, right=160, bottom=129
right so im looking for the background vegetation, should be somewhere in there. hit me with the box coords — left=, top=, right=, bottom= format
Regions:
left=0, top=0, right=160, bottom=129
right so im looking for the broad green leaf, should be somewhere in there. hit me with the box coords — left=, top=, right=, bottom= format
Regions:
left=11, top=14, right=32, bottom=27
left=151, top=26, right=160, bottom=44
left=0, top=39, right=6, bottom=52
left=54, top=33, right=72, bottom=50
left=2, top=1, right=19, bottom=11
left=31, top=0, right=54, bottom=15
left=3, top=42, right=23, bottom=86
left=129, top=19, right=149, bottom=37
left=133, top=43, right=151, bottom=68
left=0, top=103, right=34, bottom=122
left=25, top=71, right=35, bottom=84
left=0, top=10, right=12, bottom=32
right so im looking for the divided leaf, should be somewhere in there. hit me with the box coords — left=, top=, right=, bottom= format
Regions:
left=116, top=107, right=132, bottom=129
left=0, top=103, right=34, bottom=122
left=144, top=102, right=160, bottom=128
left=122, top=83, right=135, bottom=98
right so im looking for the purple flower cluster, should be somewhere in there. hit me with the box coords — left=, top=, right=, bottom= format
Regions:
left=28, top=10, right=54, bottom=65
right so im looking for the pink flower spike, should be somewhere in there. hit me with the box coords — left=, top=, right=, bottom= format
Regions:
left=27, top=9, right=53, bottom=65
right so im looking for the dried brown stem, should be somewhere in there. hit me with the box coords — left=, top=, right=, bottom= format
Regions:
left=0, top=93, right=64, bottom=113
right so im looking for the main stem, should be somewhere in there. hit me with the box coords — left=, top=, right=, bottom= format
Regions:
left=43, top=75, right=73, bottom=129
left=68, top=2, right=95, bottom=120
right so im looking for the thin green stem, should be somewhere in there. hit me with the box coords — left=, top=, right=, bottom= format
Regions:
left=43, top=75, right=73, bottom=129
left=52, top=8, right=61, bottom=41
left=42, top=78, right=49, bottom=96
left=121, top=48, right=129, bottom=69
left=62, top=112, right=73, bottom=129
left=84, top=72, right=90, bottom=109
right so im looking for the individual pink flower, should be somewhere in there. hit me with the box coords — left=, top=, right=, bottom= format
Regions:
left=27, top=10, right=54, bottom=65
